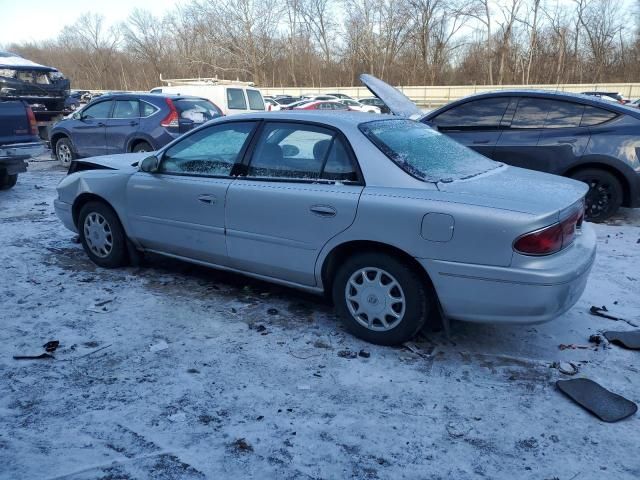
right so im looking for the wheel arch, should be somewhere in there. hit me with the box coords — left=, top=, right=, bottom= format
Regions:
left=127, top=136, right=155, bottom=152
left=50, top=131, right=72, bottom=152
left=72, top=192, right=121, bottom=230
left=563, top=160, right=632, bottom=207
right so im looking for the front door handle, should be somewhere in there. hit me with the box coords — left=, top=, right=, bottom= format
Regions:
left=97, top=122, right=105, bottom=127
left=129, top=121, right=139, bottom=126
left=310, top=205, right=336, bottom=217
left=473, top=140, right=490, bottom=144
left=198, top=194, right=216, bottom=204
left=559, top=138, right=578, bottom=144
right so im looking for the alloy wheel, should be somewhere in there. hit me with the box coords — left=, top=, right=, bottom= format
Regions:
left=57, top=143, right=72, bottom=166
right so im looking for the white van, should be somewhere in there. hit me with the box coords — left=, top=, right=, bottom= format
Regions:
left=150, top=79, right=265, bottom=116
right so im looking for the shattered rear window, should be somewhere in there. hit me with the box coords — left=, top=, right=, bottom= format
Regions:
left=359, top=119, right=501, bottom=182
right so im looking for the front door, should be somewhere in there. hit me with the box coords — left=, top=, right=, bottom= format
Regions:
left=225, top=121, right=364, bottom=286
left=126, top=121, right=258, bottom=264
left=72, top=100, right=112, bottom=157
left=105, top=99, right=140, bottom=154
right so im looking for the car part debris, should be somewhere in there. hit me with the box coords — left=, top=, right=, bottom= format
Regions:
left=359, top=349, right=370, bottom=358
left=558, top=343, right=591, bottom=350
left=149, top=340, right=169, bottom=352
left=43, top=340, right=59, bottom=352
left=337, top=350, right=358, bottom=359
left=557, top=378, right=637, bottom=422
left=603, top=331, right=640, bottom=350
left=13, top=353, right=54, bottom=360
left=588, top=334, right=604, bottom=345
left=589, top=306, right=639, bottom=327
left=551, top=361, right=579, bottom=375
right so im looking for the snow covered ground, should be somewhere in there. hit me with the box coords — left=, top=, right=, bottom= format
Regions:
left=1, top=157, right=639, bottom=480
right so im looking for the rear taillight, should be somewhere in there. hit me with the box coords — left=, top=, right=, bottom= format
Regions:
left=514, top=204, right=584, bottom=256
left=160, top=98, right=179, bottom=128
left=26, top=106, right=38, bottom=135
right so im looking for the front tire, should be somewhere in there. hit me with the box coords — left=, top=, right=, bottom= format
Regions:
left=78, top=201, right=128, bottom=268
left=0, top=173, right=18, bottom=190
left=132, top=141, right=152, bottom=153
left=570, top=169, right=623, bottom=222
left=55, top=137, right=76, bottom=167
left=332, top=252, right=431, bottom=346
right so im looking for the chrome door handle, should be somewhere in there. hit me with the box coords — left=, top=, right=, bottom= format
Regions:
left=310, top=205, right=336, bottom=217
left=198, top=194, right=216, bottom=204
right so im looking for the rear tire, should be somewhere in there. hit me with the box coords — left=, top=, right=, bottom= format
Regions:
left=55, top=137, right=76, bottom=167
left=570, top=168, right=623, bottom=222
left=332, top=252, right=431, bottom=346
left=78, top=201, right=128, bottom=268
left=132, top=141, right=153, bottom=153
left=0, top=173, right=18, bottom=190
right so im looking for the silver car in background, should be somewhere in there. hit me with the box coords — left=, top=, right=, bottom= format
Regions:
left=54, top=85, right=596, bottom=345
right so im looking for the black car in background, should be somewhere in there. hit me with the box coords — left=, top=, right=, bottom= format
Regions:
left=50, top=93, right=223, bottom=166
left=0, top=51, right=70, bottom=113
left=423, top=91, right=640, bottom=221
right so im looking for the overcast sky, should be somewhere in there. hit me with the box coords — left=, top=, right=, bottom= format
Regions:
left=0, top=0, right=181, bottom=46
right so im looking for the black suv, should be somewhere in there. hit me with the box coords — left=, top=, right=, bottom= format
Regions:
left=423, top=91, right=640, bottom=221
left=0, top=51, right=70, bottom=113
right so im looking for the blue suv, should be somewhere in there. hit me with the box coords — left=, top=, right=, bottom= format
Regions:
left=50, top=93, right=222, bottom=166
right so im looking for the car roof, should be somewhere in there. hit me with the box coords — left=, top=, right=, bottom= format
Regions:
left=425, top=89, right=640, bottom=119
left=215, top=110, right=393, bottom=127
left=90, top=92, right=209, bottom=102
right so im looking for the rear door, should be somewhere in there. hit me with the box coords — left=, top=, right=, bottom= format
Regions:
left=427, top=97, right=511, bottom=158
left=71, top=100, right=112, bottom=157
left=225, top=121, right=363, bottom=286
left=105, top=99, right=140, bottom=154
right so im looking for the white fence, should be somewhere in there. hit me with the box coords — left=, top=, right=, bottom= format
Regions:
left=262, top=83, right=640, bottom=108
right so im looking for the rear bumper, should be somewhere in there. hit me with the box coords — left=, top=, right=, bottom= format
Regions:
left=419, top=224, right=597, bottom=324
left=54, top=199, right=77, bottom=233
left=0, top=141, right=45, bottom=174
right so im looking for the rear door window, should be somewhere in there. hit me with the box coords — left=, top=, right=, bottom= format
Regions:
left=543, top=100, right=584, bottom=128
left=510, top=98, right=548, bottom=128
left=246, top=89, right=265, bottom=110
left=112, top=100, right=140, bottom=119
left=580, top=106, right=618, bottom=126
left=247, top=122, right=357, bottom=181
left=432, top=98, right=510, bottom=129
left=227, top=88, right=247, bottom=110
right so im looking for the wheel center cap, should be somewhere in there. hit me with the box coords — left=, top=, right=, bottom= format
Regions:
left=367, top=294, right=378, bottom=305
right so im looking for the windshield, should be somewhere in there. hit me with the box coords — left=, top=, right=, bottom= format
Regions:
left=359, top=119, right=501, bottom=182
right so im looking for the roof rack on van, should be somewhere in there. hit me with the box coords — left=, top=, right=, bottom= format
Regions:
left=159, top=74, right=255, bottom=87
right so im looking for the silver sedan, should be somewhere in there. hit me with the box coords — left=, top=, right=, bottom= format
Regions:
left=54, top=110, right=596, bottom=345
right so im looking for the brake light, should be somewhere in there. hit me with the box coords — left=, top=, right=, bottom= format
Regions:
left=26, top=105, right=38, bottom=135
left=160, top=98, right=179, bottom=128
left=514, top=205, right=584, bottom=256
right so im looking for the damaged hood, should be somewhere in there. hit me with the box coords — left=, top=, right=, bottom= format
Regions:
left=359, top=74, right=424, bottom=119
left=0, top=51, right=57, bottom=71
left=76, top=152, right=151, bottom=172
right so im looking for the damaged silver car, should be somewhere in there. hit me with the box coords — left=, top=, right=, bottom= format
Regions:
left=54, top=76, right=596, bottom=345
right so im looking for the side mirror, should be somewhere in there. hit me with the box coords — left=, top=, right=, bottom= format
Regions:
left=139, top=155, right=159, bottom=173
left=72, top=112, right=81, bottom=120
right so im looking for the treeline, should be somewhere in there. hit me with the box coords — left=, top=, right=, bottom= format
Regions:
left=6, top=0, right=640, bottom=90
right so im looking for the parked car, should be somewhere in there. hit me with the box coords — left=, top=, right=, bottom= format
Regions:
left=275, top=96, right=301, bottom=105
left=581, top=91, right=628, bottom=104
left=0, top=51, right=70, bottom=113
left=0, top=99, right=46, bottom=189
left=359, top=97, right=391, bottom=114
left=50, top=93, right=222, bottom=166
left=293, top=100, right=351, bottom=111
left=151, top=80, right=265, bottom=115
left=339, top=99, right=381, bottom=113
left=279, top=99, right=314, bottom=110
left=627, top=98, right=640, bottom=108
left=54, top=105, right=594, bottom=346
left=264, top=98, right=282, bottom=111
left=325, top=92, right=355, bottom=100
left=64, top=95, right=81, bottom=113
left=419, top=90, right=640, bottom=221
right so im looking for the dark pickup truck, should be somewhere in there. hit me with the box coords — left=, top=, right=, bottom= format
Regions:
left=0, top=100, right=46, bottom=189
